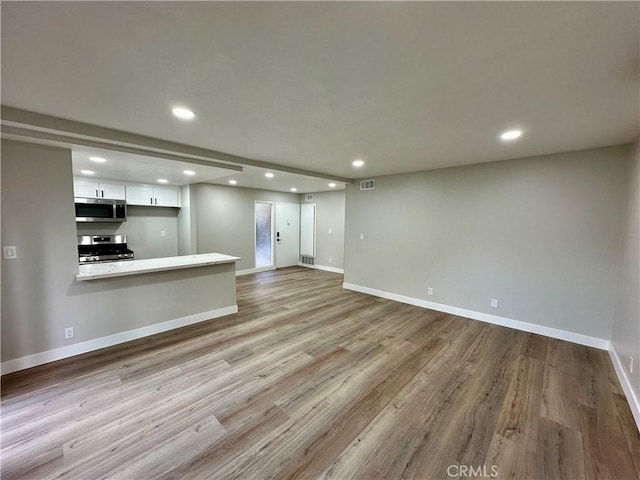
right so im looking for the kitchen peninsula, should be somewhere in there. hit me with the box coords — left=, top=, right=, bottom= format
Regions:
left=49, top=252, right=243, bottom=372
left=76, top=252, right=240, bottom=280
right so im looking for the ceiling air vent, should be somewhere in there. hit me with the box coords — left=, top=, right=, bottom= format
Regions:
left=360, top=179, right=376, bottom=191
left=305, top=194, right=314, bottom=201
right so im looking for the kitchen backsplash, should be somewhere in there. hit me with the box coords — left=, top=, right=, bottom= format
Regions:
left=76, top=206, right=178, bottom=260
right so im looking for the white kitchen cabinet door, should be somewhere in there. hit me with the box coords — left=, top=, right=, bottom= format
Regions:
left=126, top=185, right=154, bottom=205
left=74, top=179, right=100, bottom=198
left=153, top=186, right=179, bottom=207
left=126, top=185, right=179, bottom=207
left=74, top=178, right=126, bottom=199
left=99, top=182, right=126, bottom=200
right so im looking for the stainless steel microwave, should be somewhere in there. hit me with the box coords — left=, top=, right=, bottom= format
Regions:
left=75, top=197, right=127, bottom=223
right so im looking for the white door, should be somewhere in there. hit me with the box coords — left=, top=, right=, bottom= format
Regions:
left=275, top=203, right=300, bottom=268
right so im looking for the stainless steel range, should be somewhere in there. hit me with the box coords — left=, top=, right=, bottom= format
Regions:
left=78, top=235, right=134, bottom=263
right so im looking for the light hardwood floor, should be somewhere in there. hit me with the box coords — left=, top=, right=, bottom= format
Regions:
left=1, top=267, right=638, bottom=479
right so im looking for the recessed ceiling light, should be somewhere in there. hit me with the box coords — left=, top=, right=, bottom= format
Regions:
left=89, top=156, right=106, bottom=163
left=80, top=169, right=95, bottom=175
left=172, top=107, right=195, bottom=120
left=352, top=159, right=365, bottom=168
left=229, top=180, right=237, bottom=185
left=500, top=129, right=522, bottom=141
left=290, top=187, right=297, bottom=192
left=265, top=172, right=274, bottom=179
left=329, top=182, right=337, bottom=188
left=157, top=178, right=169, bottom=184
left=183, top=170, right=195, bottom=176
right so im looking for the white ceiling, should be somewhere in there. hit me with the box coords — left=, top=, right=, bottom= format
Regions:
left=2, top=2, right=639, bottom=180
left=71, top=146, right=346, bottom=193
left=71, top=147, right=236, bottom=186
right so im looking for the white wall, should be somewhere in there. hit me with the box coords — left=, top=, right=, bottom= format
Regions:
left=302, top=190, right=345, bottom=270
left=611, top=136, right=640, bottom=407
left=344, top=145, right=628, bottom=342
left=193, top=183, right=300, bottom=271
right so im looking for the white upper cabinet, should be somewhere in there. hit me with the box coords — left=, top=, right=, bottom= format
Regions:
left=126, top=185, right=179, bottom=207
left=125, top=185, right=154, bottom=205
left=74, top=179, right=126, bottom=200
left=153, top=186, right=179, bottom=207
left=100, top=182, right=127, bottom=200
left=74, top=179, right=100, bottom=198
left=75, top=178, right=179, bottom=207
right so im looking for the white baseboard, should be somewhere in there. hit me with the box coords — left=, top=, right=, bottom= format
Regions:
left=236, top=266, right=276, bottom=276
left=609, top=344, right=640, bottom=432
left=298, top=263, right=344, bottom=274
left=342, top=283, right=609, bottom=350
left=1, top=305, right=238, bottom=375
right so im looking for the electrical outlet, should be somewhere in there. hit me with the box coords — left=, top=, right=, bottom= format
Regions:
left=3, top=246, right=17, bottom=260
left=328, top=257, right=332, bottom=264
left=491, top=298, right=499, bottom=309
left=359, top=233, right=365, bottom=240
left=64, top=327, right=75, bottom=339
left=427, top=288, right=434, bottom=296
left=630, top=356, right=634, bottom=374
left=329, top=228, right=333, bottom=235
left=161, top=230, right=166, bottom=238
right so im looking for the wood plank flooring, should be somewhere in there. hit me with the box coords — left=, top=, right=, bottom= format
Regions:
left=1, top=267, right=638, bottom=479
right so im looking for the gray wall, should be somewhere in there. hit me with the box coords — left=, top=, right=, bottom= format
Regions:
left=177, top=185, right=197, bottom=255
left=302, top=190, right=345, bottom=270
left=612, top=137, right=640, bottom=399
left=344, top=145, right=628, bottom=340
left=1, top=140, right=236, bottom=363
left=193, top=183, right=299, bottom=271
left=2, top=141, right=79, bottom=361
left=77, top=206, right=179, bottom=260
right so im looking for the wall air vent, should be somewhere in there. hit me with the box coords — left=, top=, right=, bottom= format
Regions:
left=360, top=179, right=376, bottom=191
left=305, top=194, right=314, bottom=201
left=300, top=255, right=315, bottom=265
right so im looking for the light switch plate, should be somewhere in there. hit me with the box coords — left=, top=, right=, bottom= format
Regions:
left=3, top=246, right=17, bottom=260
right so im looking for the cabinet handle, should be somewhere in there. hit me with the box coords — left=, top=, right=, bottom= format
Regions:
left=95, top=189, right=99, bottom=197
left=155, top=198, right=158, bottom=205
left=150, top=197, right=153, bottom=205
left=101, top=190, right=104, bottom=198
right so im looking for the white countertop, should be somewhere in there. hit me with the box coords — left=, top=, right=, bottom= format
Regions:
left=76, top=253, right=240, bottom=281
